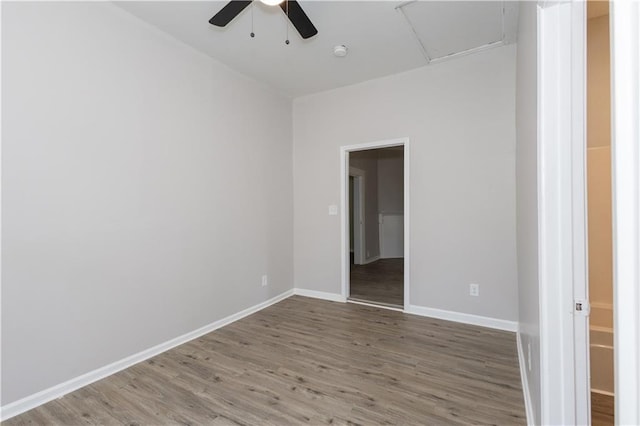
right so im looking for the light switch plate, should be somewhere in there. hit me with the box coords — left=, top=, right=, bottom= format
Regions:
left=469, top=283, right=480, bottom=297
left=328, top=205, right=338, bottom=215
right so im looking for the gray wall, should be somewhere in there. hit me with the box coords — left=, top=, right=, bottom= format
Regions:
left=293, top=45, right=518, bottom=320
left=1, top=2, right=293, bottom=405
left=377, top=149, right=404, bottom=214
left=515, top=2, right=541, bottom=423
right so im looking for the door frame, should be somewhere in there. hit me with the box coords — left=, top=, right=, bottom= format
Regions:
left=538, top=1, right=588, bottom=424
left=540, top=1, right=640, bottom=424
left=349, top=167, right=366, bottom=265
left=340, top=138, right=410, bottom=308
left=610, top=1, right=640, bottom=423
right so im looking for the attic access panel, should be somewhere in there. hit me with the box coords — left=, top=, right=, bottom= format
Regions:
left=400, top=1, right=504, bottom=62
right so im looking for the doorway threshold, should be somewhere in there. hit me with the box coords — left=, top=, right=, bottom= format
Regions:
left=347, top=297, right=404, bottom=312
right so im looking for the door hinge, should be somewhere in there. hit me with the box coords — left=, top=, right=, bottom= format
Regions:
left=575, top=300, right=590, bottom=316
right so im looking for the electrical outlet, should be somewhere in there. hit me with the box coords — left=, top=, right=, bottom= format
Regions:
left=469, top=283, right=479, bottom=297
left=261, top=275, right=268, bottom=287
left=527, top=342, right=532, bottom=371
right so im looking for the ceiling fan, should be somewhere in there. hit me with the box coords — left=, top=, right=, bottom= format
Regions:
left=209, top=0, right=318, bottom=40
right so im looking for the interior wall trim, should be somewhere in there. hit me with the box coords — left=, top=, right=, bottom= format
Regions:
left=517, top=332, right=536, bottom=426
left=293, top=288, right=518, bottom=332
left=293, top=288, right=347, bottom=303
left=340, top=137, right=411, bottom=311
left=0, top=289, right=295, bottom=422
left=404, top=304, right=518, bottom=332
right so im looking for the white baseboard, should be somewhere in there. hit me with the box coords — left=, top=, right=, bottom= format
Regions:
left=293, top=288, right=346, bottom=303
left=294, top=291, right=518, bottom=333
left=0, top=289, right=294, bottom=422
left=347, top=298, right=403, bottom=312
left=362, top=255, right=380, bottom=265
left=404, top=304, right=518, bottom=332
left=517, top=332, right=535, bottom=426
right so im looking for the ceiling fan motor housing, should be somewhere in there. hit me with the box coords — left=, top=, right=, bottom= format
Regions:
left=210, top=0, right=318, bottom=40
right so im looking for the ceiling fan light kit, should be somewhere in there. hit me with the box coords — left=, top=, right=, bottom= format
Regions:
left=259, top=0, right=285, bottom=6
left=209, top=0, right=318, bottom=40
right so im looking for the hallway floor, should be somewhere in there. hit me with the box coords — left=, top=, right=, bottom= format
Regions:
left=349, top=258, right=403, bottom=307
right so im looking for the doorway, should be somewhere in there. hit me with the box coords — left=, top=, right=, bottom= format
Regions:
left=340, top=138, right=409, bottom=310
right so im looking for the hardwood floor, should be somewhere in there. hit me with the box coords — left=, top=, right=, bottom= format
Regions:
left=5, top=296, right=526, bottom=425
left=350, top=258, right=404, bottom=307
left=591, top=392, right=614, bottom=426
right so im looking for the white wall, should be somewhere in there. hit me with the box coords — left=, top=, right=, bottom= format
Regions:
left=293, top=45, right=518, bottom=321
left=515, top=2, right=541, bottom=424
left=1, top=1, right=292, bottom=406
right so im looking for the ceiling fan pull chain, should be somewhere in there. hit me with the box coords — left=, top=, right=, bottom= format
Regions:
left=209, top=0, right=317, bottom=40
left=285, top=0, right=290, bottom=45
left=250, top=3, right=255, bottom=38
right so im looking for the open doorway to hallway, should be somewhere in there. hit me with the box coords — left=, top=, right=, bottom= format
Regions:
left=347, top=146, right=405, bottom=308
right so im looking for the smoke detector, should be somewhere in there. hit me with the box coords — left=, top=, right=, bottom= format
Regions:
left=333, top=45, right=348, bottom=57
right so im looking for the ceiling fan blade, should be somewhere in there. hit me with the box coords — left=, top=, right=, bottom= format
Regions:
left=209, top=1, right=253, bottom=27
left=279, top=0, right=318, bottom=39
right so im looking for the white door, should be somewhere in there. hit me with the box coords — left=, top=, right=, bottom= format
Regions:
left=350, top=172, right=365, bottom=265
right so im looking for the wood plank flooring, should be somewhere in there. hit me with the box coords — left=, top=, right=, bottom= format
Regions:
left=350, top=259, right=404, bottom=307
left=5, top=296, right=526, bottom=425
left=591, top=392, right=614, bottom=426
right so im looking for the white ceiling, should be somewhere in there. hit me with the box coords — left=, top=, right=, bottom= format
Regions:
left=114, top=1, right=519, bottom=97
